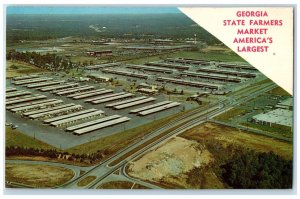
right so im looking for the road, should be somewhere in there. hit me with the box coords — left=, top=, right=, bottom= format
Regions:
left=58, top=81, right=276, bottom=189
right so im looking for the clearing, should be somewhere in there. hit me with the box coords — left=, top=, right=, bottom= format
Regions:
left=5, top=163, right=74, bottom=188
left=6, top=60, right=47, bottom=78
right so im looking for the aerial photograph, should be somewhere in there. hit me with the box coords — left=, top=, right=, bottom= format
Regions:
left=5, top=6, right=293, bottom=189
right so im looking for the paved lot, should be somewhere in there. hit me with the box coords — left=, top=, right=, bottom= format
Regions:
left=5, top=74, right=189, bottom=149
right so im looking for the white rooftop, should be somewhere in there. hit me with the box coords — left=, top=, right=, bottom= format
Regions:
left=252, top=108, right=292, bottom=127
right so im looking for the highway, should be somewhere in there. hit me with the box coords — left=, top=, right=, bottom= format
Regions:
left=59, top=81, right=276, bottom=189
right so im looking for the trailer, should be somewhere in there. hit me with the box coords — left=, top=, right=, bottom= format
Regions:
left=66, top=115, right=121, bottom=131
left=105, top=96, right=147, bottom=108
left=6, top=91, right=32, bottom=98
left=55, top=85, right=95, bottom=95
left=44, top=109, right=98, bottom=123
left=73, top=89, right=113, bottom=100
left=6, top=95, right=47, bottom=105
left=130, top=101, right=172, bottom=113
left=6, top=99, right=58, bottom=110
left=11, top=100, right=63, bottom=113
left=13, top=77, right=53, bottom=85
left=39, top=83, right=79, bottom=92
left=113, top=97, right=156, bottom=110
left=138, top=102, right=181, bottom=116
left=73, top=117, right=131, bottom=135
left=50, top=110, right=104, bottom=127
left=91, top=93, right=134, bottom=104
left=27, top=81, right=65, bottom=88
left=68, top=89, right=106, bottom=98
left=29, top=105, right=83, bottom=119
left=85, top=92, right=126, bottom=102
left=23, top=103, right=77, bottom=116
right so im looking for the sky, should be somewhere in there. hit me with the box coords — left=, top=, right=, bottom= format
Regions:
left=6, top=6, right=181, bottom=15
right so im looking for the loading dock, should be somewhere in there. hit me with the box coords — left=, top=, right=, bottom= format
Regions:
left=50, top=110, right=104, bottom=127
left=91, top=93, right=134, bottom=104
left=85, top=92, right=126, bottom=102
left=73, top=89, right=113, bottom=100
left=13, top=77, right=53, bottom=85
left=102, top=69, right=150, bottom=79
left=181, top=71, right=242, bottom=83
left=113, top=97, right=156, bottom=110
left=39, top=83, right=79, bottom=92
left=197, top=68, right=256, bottom=78
left=68, top=89, right=106, bottom=98
left=138, top=102, right=181, bottom=116
left=145, top=62, right=190, bottom=71
left=6, top=99, right=58, bottom=110
left=23, top=103, right=77, bottom=116
left=29, top=104, right=83, bottom=119
left=130, top=101, right=172, bottom=113
left=11, top=99, right=63, bottom=113
left=66, top=115, right=122, bottom=131
left=44, top=109, right=98, bottom=123
left=55, top=85, right=95, bottom=95
left=27, top=81, right=65, bottom=88
left=6, top=91, right=32, bottom=98
left=6, top=95, right=47, bottom=105
left=6, top=87, right=17, bottom=92
left=157, top=77, right=222, bottom=90
left=105, top=96, right=147, bottom=108
left=73, top=117, right=131, bottom=135
left=127, top=64, right=174, bottom=74
left=86, top=62, right=121, bottom=70
left=13, top=74, right=40, bottom=80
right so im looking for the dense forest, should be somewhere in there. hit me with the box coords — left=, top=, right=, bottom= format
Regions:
left=221, top=151, right=292, bottom=189
left=6, top=14, right=219, bottom=44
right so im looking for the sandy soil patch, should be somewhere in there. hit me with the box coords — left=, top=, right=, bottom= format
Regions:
left=128, top=137, right=212, bottom=188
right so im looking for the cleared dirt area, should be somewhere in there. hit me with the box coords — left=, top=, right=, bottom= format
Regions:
left=5, top=163, right=74, bottom=188
left=127, top=137, right=213, bottom=188
left=180, top=122, right=292, bottom=160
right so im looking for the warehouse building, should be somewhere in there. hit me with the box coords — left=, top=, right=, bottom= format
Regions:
left=252, top=108, right=292, bottom=130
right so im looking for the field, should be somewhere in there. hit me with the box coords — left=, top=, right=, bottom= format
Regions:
left=127, top=122, right=292, bottom=189
left=180, top=122, right=292, bottom=159
left=213, top=108, right=247, bottom=121
left=5, top=163, right=74, bottom=188
left=6, top=127, right=56, bottom=150
left=97, top=181, right=148, bottom=189
left=6, top=60, right=47, bottom=78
